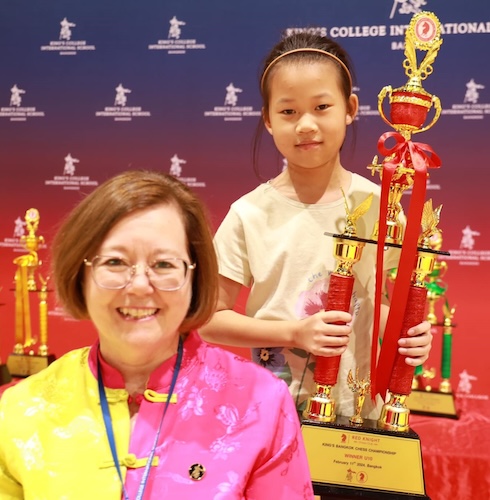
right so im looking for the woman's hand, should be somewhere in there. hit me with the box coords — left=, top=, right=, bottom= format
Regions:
left=398, top=320, right=433, bottom=365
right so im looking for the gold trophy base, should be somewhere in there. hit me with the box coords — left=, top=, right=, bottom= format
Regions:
left=406, top=389, right=459, bottom=419
left=301, top=415, right=430, bottom=499
left=7, top=353, right=56, bottom=378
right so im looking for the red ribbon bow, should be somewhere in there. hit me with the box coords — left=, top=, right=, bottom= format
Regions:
left=370, top=131, right=441, bottom=401
left=377, top=131, right=442, bottom=171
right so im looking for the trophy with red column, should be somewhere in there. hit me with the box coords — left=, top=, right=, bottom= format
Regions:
left=371, top=11, right=448, bottom=433
left=303, top=193, right=373, bottom=423
left=301, top=11, right=446, bottom=499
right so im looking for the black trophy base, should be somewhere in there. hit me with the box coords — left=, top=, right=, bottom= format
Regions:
left=406, top=389, right=459, bottom=419
left=7, top=353, right=56, bottom=378
left=301, top=415, right=430, bottom=500
left=315, top=483, right=429, bottom=499
left=0, top=364, right=12, bottom=385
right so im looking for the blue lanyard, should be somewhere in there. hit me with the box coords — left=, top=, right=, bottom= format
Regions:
left=97, top=337, right=184, bottom=500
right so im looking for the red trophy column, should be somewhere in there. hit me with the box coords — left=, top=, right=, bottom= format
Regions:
left=303, top=194, right=372, bottom=423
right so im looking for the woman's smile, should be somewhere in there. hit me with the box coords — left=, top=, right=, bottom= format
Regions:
left=117, top=307, right=159, bottom=320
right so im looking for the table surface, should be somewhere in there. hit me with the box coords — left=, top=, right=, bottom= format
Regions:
left=410, top=396, right=490, bottom=500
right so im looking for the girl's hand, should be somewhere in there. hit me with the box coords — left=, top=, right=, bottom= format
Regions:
left=293, top=310, right=352, bottom=357
left=398, top=320, right=433, bottom=365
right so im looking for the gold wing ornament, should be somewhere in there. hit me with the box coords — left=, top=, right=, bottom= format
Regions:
left=418, top=199, right=443, bottom=247
left=341, top=190, right=374, bottom=237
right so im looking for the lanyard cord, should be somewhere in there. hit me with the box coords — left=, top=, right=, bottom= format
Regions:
left=97, top=336, right=184, bottom=500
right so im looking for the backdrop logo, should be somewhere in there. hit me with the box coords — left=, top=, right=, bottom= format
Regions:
left=446, top=225, right=490, bottom=266
left=465, top=79, right=485, bottom=104
left=169, top=154, right=206, bottom=188
left=204, top=82, right=260, bottom=122
left=114, top=84, right=131, bottom=106
left=224, top=83, right=242, bottom=106
left=443, top=78, right=488, bottom=120
left=0, top=217, right=48, bottom=252
left=456, top=369, right=488, bottom=400
left=148, top=15, right=206, bottom=55
left=10, top=84, right=24, bottom=106
left=63, top=153, right=79, bottom=175
left=95, top=83, right=151, bottom=121
left=13, top=216, right=26, bottom=238
left=389, top=0, right=427, bottom=20
left=59, top=17, right=75, bottom=40
left=40, top=17, right=96, bottom=56
left=44, top=154, right=99, bottom=191
left=0, top=85, right=45, bottom=121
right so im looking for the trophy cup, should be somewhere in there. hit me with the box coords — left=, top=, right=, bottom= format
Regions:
left=7, top=208, right=55, bottom=377
left=301, top=11, right=447, bottom=499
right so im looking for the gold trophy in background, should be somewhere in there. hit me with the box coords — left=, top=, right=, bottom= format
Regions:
left=407, top=228, right=459, bottom=418
left=7, top=208, right=55, bottom=377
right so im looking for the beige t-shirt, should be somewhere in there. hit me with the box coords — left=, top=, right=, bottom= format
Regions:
left=214, top=173, right=400, bottom=419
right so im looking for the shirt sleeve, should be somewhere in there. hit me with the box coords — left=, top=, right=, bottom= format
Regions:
left=214, top=205, right=253, bottom=287
left=244, top=381, right=315, bottom=499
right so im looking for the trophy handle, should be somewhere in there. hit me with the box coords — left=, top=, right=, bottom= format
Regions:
left=412, top=94, right=441, bottom=135
left=377, top=85, right=393, bottom=128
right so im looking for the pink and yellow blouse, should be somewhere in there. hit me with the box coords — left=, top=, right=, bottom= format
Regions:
left=0, top=331, right=314, bottom=499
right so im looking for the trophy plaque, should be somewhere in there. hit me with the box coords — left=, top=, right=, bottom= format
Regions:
left=7, top=208, right=55, bottom=377
left=301, top=11, right=448, bottom=499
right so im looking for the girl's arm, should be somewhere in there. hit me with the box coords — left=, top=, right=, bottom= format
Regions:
left=200, top=275, right=352, bottom=356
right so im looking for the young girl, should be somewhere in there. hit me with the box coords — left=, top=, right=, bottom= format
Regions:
left=201, top=32, right=432, bottom=419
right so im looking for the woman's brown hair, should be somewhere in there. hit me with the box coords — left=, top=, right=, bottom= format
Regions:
left=51, top=170, right=219, bottom=333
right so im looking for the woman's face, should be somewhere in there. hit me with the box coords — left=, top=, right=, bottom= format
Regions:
left=85, top=203, right=193, bottom=362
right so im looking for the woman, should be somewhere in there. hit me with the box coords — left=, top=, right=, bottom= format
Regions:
left=0, top=170, right=314, bottom=499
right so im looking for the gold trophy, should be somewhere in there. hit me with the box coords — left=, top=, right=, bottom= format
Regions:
left=424, top=229, right=447, bottom=325
left=7, top=208, right=55, bottom=377
left=301, top=196, right=432, bottom=499
left=303, top=12, right=446, bottom=499
left=406, top=227, right=458, bottom=418
left=377, top=200, right=441, bottom=432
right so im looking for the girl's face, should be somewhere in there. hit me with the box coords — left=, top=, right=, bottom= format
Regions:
left=85, top=203, right=193, bottom=363
left=263, top=60, right=358, bottom=172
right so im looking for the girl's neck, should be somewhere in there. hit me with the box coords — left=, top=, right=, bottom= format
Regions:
left=271, top=164, right=352, bottom=204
